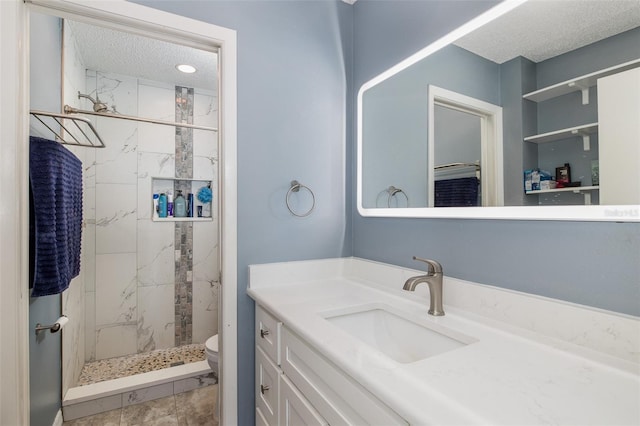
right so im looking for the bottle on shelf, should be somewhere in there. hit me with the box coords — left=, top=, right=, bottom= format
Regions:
left=167, top=191, right=174, bottom=216
left=158, top=193, right=168, bottom=218
left=174, top=190, right=187, bottom=217
left=187, top=193, right=194, bottom=218
left=153, top=193, right=159, bottom=219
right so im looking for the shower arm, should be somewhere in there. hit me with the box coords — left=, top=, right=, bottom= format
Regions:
left=63, top=105, right=218, bottom=132
left=77, top=91, right=109, bottom=112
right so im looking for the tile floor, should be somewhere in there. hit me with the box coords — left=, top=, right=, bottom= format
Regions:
left=63, top=384, right=218, bottom=425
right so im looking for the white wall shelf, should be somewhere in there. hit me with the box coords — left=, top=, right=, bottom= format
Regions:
left=523, top=58, right=640, bottom=105
left=524, top=122, right=598, bottom=151
left=526, top=185, right=599, bottom=205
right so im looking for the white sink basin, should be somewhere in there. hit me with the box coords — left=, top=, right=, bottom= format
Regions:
left=323, top=304, right=475, bottom=363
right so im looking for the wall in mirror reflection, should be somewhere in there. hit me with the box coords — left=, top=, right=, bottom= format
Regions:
left=361, top=26, right=640, bottom=208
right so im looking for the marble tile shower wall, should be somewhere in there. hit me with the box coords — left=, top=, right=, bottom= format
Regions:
left=61, top=23, right=92, bottom=396
left=81, top=71, right=220, bottom=363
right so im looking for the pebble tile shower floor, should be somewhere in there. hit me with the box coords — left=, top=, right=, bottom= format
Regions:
left=78, top=344, right=206, bottom=385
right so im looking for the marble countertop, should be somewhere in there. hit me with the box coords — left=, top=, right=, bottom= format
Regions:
left=248, top=257, right=640, bottom=425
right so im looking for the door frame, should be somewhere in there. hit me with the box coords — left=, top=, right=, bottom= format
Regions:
left=427, top=85, right=504, bottom=207
left=0, top=1, right=238, bottom=424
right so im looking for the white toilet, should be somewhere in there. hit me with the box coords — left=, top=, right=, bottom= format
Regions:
left=205, top=334, right=219, bottom=379
left=205, top=334, right=221, bottom=421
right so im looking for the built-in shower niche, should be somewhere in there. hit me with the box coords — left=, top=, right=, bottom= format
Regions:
left=152, top=177, right=214, bottom=221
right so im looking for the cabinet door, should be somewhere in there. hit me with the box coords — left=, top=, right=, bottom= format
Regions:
left=257, top=305, right=282, bottom=365
left=598, top=67, right=640, bottom=204
left=256, top=407, right=270, bottom=426
left=279, top=375, right=328, bottom=426
left=256, top=346, right=280, bottom=426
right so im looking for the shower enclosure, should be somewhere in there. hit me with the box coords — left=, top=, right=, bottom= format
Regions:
left=58, top=19, right=221, bottom=396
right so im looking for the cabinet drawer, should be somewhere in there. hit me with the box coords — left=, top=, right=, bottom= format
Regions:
left=257, top=305, right=282, bottom=365
left=281, top=327, right=408, bottom=426
left=279, top=375, right=328, bottom=426
left=256, top=346, right=280, bottom=426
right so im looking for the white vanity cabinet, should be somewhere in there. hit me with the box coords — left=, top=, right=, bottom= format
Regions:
left=255, top=305, right=327, bottom=426
left=255, top=305, right=407, bottom=426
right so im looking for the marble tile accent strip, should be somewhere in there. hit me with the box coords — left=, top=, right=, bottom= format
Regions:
left=175, top=222, right=193, bottom=346
left=174, top=86, right=195, bottom=347
left=175, top=86, right=194, bottom=179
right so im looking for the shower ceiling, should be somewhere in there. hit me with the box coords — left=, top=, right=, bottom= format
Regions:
left=66, top=20, right=218, bottom=91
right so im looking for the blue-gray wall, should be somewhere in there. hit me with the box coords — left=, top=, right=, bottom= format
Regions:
left=93, top=2, right=639, bottom=425
left=500, top=56, right=538, bottom=206
left=361, top=44, right=498, bottom=208
left=132, top=2, right=353, bottom=424
left=352, top=1, right=639, bottom=316
left=29, top=12, right=63, bottom=426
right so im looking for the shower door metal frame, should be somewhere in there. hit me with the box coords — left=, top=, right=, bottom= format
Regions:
left=2, top=1, right=238, bottom=424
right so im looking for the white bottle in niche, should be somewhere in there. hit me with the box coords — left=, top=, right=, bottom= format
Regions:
left=153, top=194, right=159, bottom=219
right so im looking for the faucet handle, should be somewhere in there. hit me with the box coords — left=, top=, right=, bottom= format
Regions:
left=412, top=256, right=442, bottom=274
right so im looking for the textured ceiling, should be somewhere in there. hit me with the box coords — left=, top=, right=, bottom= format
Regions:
left=66, top=0, right=639, bottom=88
left=66, top=20, right=218, bottom=91
left=455, top=0, right=640, bottom=64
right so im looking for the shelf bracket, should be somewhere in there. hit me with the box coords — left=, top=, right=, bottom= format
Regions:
left=571, top=129, right=591, bottom=151
left=575, top=189, right=592, bottom=205
left=568, top=82, right=590, bottom=105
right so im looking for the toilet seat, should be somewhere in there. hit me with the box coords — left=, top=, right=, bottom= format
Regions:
left=205, top=334, right=219, bottom=354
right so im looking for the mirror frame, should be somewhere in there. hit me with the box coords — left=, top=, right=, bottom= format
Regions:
left=356, top=0, right=640, bottom=222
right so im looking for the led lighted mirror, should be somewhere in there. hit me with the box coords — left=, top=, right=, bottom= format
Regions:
left=357, top=0, right=640, bottom=221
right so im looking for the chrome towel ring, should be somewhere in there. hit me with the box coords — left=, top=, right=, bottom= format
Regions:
left=286, top=180, right=315, bottom=217
left=387, top=186, right=409, bottom=207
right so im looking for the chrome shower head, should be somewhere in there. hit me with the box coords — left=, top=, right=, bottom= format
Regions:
left=77, top=91, right=109, bottom=113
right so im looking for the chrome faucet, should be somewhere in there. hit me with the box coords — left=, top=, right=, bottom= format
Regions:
left=403, top=256, right=445, bottom=316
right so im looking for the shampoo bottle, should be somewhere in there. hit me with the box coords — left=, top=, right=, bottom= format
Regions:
left=174, top=190, right=187, bottom=217
left=167, top=191, right=174, bottom=217
left=187, top=193, right=194, bottom=218
left=158, top=193, right=168, bottom=218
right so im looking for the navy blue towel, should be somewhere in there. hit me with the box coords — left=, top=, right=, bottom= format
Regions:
left=29, top=136, right=83, bottom=297
left=435, top=177, right=479, bottom=207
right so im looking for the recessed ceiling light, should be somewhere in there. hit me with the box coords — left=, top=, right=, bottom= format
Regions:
left=176, top=64, right=197, bottom=74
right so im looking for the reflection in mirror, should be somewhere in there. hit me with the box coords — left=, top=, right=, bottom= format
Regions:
left=428, top=86, right=503, bottom=208
left=433, top=105, right=481, bottom=207
left=358, top=0, right=640, bottom=220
